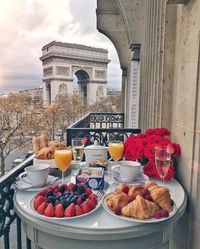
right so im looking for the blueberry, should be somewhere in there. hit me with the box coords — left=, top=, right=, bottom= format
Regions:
left=72, top=185, right=77, bottom=192
left=77, top=185, right=85, bottom=195
left=70, top=197, right=78, bottom=204
left=59, top=186, right=65, bottom=194
left=64, top=191, right=70, bottom=197
left=47, top=196, right=56, bottom=205
left=46, top=190, right=54, bottom=198
left=60, top=199, right=70, bottom=208
left=81, top=193, right=88, bottom=201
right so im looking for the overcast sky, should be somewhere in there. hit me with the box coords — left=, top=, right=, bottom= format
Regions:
left=0, top=0, right=121, bottom=95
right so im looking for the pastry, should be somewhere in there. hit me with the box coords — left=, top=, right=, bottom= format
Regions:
left=145, top=181, right=172, bottom=212
left=38, top=133, right=48, bottom=149
left=128, top=185, right=144, bottom=197
left=32, top=136, right=40, bottom=154
left=121, top=195, right=159, bottom=220
left=35, top=147, right=52, bottom=159
left=105, top=192, right=129, bottom=211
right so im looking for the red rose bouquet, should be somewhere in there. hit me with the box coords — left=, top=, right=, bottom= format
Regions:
left=123, top=128, right=181, bottom=180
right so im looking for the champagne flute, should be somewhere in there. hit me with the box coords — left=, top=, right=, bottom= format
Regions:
left=155, top=145, right=171, bottom=182
left=108, top=141, right=124, bottom=180
left=71, top=138, right=84, bottom=175
left=54, top=148, right=72, bottom=183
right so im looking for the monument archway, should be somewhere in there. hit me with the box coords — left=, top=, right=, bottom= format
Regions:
left=40, top=41, right=110, bottom=106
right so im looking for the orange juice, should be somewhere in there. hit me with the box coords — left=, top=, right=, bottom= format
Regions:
left=54, top=149, right=72, bottom=172
left=108, top=142, right=124, bottom=161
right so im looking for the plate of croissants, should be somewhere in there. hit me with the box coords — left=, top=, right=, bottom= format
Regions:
left=103, top=181, right=177, bottom=223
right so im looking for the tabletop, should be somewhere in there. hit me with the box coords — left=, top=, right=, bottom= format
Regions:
left=14, top=174, right=187, bottom=249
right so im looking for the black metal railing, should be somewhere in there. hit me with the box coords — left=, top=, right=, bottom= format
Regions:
left=0, top=156, right=33, bottom=249
left=67, top=112, right=140, bottom=146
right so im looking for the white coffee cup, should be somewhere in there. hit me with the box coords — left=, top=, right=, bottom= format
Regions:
left=118, top=160, right=141, bottom=182
left=18, top=164, right=50, bottom=186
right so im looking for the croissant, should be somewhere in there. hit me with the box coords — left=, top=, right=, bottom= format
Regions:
left=105, top=192, right=129, bottom=211
left=36, top=147, right=52, bottom=159
left=145, top=181, right=172, bottom=212
left=128, top=185, right=144, bottom=197
left=121, top=195, right=159, bottom=220
left=115, top=183, right=131, bottom=193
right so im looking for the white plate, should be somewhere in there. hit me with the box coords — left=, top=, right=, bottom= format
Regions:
left=113, top=166, right=148, bottom=184
left=102, top=193, right=177, bottom=223
left=30, top=190, right=103, bottom=220
left=15, top=175, right=59, bottom=191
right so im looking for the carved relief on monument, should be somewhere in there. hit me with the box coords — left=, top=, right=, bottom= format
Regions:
left=96, top=86, right=104, bottom=101
left=56, top=66, right=70, bottom=76
left=58, top=83, right=68, bottom=94
left=43, top=67, right=53, bottom=77
left=95, top=70, right=106, bottom=79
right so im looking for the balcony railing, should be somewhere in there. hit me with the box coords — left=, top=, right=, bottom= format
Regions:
left=67, top=112, right=140, bottom=146
left=0, top=112, right=141, bottom=249
left=0, top=156, right=33, bottom=249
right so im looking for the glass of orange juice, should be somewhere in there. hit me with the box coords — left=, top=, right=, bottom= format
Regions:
left=54, top=148, right=72, bottom=183
left=108, top=141, right=124, bottom=179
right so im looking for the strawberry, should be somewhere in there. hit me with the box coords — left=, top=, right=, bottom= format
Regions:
left=44, top=203, right=55, bottom=217
left=55, top=204, right=64, bottom=217
left=67, top=183, right=74, bottom=192
left=89, top=194, right=98, bottom=205
left=166, top=143, right=175, bottom=154
left=35, top=189, right=47, bottom=198
left=85, top=198, right=96, bottom=209
left=46, top=186, right=53, bottom=191
left=33, top=196, right=46, bottom=210
left=84, top=186, right=92, bottom=195
left=64, top=203, right=76, bottom=217
left=37, top=202, right=47, bottom=214
left=81, top=202, right=92, bottom=213
left=75, top=205, right=84, bottom=216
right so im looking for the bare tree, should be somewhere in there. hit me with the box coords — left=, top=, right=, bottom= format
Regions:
left=0, top=93, right=43, bottom=176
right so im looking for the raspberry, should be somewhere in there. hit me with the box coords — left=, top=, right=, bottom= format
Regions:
left=141, top=188, right=150, bottom=197
left=128, top=195, right=136, bottom=203
left=144, top=194, right=153, bottom=202
left=160, top=209, right=169, bottom=218
left=114, top=208, right=121, bottom=215
left=154, top=210, right=162, bottom=219
left=121, top=186, right=129, bottom=194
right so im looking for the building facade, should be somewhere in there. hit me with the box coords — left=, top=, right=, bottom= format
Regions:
left=97, top=0, right=200, bottom=248
left=40, top=41, right=110, bottom=107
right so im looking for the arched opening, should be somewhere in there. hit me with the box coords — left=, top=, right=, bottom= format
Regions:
left=74, top=69, right=90, bottom=108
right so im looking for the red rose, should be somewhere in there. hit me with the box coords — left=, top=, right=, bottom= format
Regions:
left=144, top=144, right=156, bottom=159
left=146, top=135, right=162, bottom=144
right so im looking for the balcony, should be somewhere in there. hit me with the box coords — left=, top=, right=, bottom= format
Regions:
left=0, top=112, right=141, bottom=249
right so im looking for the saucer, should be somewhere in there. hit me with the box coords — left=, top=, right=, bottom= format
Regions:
left=112, top=167, right=148, bottom=184
left=15, top=175, right=59, bottom=191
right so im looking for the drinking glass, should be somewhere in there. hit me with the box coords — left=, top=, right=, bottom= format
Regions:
left=71, top=138, right=84, bottom=175
left=54, top=148, right=72, bottom=183
left=108, top=141, right=124, bottom=179
left=155, top=145, right=171, bottom=182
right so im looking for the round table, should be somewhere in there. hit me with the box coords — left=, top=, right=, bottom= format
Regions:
left=14, top=177, right=187, bottom=249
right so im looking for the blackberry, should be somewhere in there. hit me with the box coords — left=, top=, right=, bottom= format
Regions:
left=46, top=189, right=54, bottom=198
left=70, top=196, right=78, bottom=204
left=64, top=191, right=70, bottom=197
left=47, top=196, right=56, bottom=205
left=59, top=186, right=66, bottom=194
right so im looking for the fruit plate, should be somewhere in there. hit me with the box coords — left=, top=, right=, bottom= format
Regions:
left=102, top=193, right=177, bottom=223
left=30, top=191, right=103, bottom=220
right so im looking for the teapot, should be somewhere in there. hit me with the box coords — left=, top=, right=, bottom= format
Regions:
left=84, top=141, right=108, bottom=166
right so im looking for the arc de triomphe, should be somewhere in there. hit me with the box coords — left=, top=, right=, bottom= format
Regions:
left=40, top=41, right=110, bottom=106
